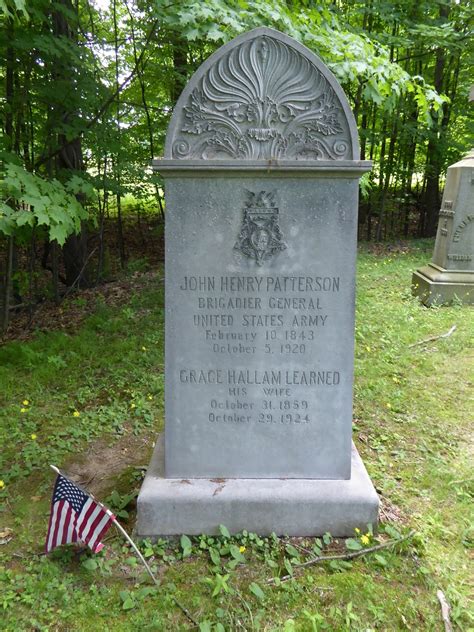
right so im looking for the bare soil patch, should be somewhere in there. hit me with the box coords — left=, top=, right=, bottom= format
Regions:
left=65, top=430, right=154, bottom=496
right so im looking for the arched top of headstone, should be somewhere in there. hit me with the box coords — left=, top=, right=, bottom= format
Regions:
left=164, top=27, right=360, bottom=161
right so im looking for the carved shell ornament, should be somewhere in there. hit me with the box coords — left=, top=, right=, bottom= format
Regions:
left=168, top=33, right=353, bottom=161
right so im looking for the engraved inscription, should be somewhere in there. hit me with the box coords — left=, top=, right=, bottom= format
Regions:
left=179, top=368, right=340, bottom=386
left=176, top=266, right=343, bottom=423
left=234, top=191, right=286, bottom=265
left=439, top=209, right=455, bottom=218
left=179, top=274, right=338, bottom=358
left=447, top=254, right=472, bottom=261
left=443, top=200, right=453, bottom=209
left=170, top=35, right=351, bottom=160
left=453, top=214, right=474, bottom=242
left=180, top=275, right=340, bottom=292
left=190, top=368, right=342, bottom=425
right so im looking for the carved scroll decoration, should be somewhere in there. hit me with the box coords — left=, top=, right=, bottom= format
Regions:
left=171, top=36, right=351, bottom=160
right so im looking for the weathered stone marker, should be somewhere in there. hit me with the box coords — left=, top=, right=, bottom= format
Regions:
left=137, top=27, right=379, bottom=536
left=413, top=151, right=474, bottom=305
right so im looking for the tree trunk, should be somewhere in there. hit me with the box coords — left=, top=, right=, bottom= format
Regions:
left=422, top=3, right=450, bottom=237
left=171, top=35, right=188, bottom=103
left=1, top=18, right=15, bottom=332
left=52, top=0, right=91, bottom=288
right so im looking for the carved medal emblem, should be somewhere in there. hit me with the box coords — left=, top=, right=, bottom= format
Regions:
left=234, top=191, right=287, bottom=265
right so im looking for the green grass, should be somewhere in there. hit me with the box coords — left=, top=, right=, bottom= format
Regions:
left=0, top=243, right=472, bottom=631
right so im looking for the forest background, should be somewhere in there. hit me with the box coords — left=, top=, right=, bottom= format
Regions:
left=0, top=0, right=473, bottom=332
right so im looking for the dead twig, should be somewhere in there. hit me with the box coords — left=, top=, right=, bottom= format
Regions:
left=267, top=530, right=416, bottom=584
left=60, top=247, right=98, bottom=303
left=408, top=325, right=456, bottom=348
left=26, top=247, right=98, bottom=330
left=437, top=590, right=453, bottom=632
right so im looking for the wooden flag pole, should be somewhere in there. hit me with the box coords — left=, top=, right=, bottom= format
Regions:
left=49, top=465, right=197, bottom=627
left=113, top=519, right=158, bottom=585
left=112, top=511, right=198, bottom=626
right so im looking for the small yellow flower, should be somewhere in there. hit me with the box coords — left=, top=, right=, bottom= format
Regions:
left=239, top=546, right=246, bottom=553
left=141, top=346, right=147, bottom=351
left=22, top=399, right=29, bottom=406
left=0, top=480, right=5, bottom=490
left=392, top=377, right=399, bottom=383
left=361, top=534, right=370, bottom=545
left=73, top=410, right=80, bottom=418
left=31, top=434, right=37, bottom=440
left=354, top=527, right=360, bottom=534
left=130, top=403, right=136, bottom=409
left=386, top=403, right=391, bottom=409
left=147, top=395, right=153, bottom=401
left=20, top=408, right=27, bottom=413
left=365, top=346, right=371, bottom=353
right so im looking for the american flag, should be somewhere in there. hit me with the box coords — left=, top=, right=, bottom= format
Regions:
left=45, top=474, right=115, bottom=554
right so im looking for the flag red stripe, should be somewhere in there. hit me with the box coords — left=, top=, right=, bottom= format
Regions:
left=60, top=505, right=74, bottom=545
left=79, top=505, right=102, bottom=542
left=95, top=514, right=115, bottom=544
left=57, top=502, right=70, bottom=546
left=72, top=516, right=78, bottom=542
left=51, top=500, right=65, bottom=550
left=83, top=508, right=108, bottom=548
left=76, top=499, right=96, bottom=541
left=67, top=507, right=77, bottom=543
left=88, top=513, right=115, bottom=552
left=44, top=496, right=55, bottom=553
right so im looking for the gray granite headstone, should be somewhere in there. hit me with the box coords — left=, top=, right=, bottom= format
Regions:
left=413, top=151, right=474, bottom=305
left=137, top=27, right=379, bottom=536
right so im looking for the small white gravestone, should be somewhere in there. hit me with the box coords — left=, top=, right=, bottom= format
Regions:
left=413, top=151, right=474, bottom=305
left=137, top=28, right=379, bottom=536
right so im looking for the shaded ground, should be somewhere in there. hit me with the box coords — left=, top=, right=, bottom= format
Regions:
left=2, top=269, right=163, bottom=343
left=2, top=214, right=165, bottom=342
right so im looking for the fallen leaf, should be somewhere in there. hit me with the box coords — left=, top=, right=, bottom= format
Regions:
left=0, top=527, right=14, bottom=544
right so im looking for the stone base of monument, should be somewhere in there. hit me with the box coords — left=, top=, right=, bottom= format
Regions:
left=137, top=436, right=379, bottom=537
left=412, top=264, right=474, bottom=306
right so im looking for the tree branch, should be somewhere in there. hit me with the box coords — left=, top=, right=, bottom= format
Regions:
left=437, top=590, right=453, bottom=632
left=408, top=325, right=456, bottom=348
left=34, top=18, right=160, bottom=171
left=267, top=530, right=416, bottom=584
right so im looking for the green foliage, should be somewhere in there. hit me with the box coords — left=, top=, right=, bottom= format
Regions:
left=104, top=489, right=138, bottom=519
left=248, top=581, right=265, bottom=601
left=345, top=538, right=363, bottom=551
left=157, top=0, right=449, bottom=117
left=180, top=534, right=193, bottom=557
left=0, top=163, right=90, bottom=244
left=0, top=0, right=28, bottom=20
